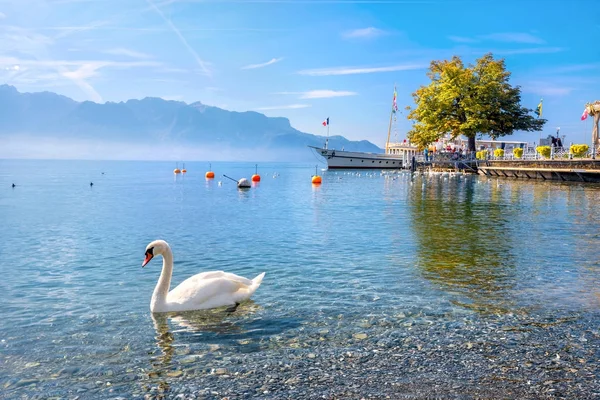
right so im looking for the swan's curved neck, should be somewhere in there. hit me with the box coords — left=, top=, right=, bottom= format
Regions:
left=151, top=247, right=173, bottom=312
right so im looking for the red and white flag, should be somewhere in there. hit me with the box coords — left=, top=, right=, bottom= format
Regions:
left=581, top=109, right=589, bottom=121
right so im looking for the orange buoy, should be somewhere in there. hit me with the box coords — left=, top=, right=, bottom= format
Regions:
left=251, top=164, right=261, bottom=182
left=182, top=163, right=187, bottom=173
left=311, top=165, right=321, bottom=184
left=205, top=163, right=215, bottom=179
left=174, top=162, right=181, bottom=174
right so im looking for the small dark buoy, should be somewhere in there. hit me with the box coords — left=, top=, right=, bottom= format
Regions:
left=90, top=182, right=93, bottom=187
left=237, top=177, right=251, bottom=188
left=12, top=183, right=16, bottom=188
left=223, top=174, right=251, bottom=189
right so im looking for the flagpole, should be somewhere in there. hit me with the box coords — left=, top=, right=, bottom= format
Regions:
left=326, top=117, right=329, bottom=150
left=537, top=98, right=543, bottom=145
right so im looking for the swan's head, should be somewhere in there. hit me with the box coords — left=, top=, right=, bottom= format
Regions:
left=142, top=240, right=169, bottom=267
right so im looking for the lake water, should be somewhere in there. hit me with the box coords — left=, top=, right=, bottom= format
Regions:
left=1, top=159, right=599, bottom=399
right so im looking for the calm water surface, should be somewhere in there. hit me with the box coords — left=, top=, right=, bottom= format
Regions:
left=1, top=159, right=599, bottom=398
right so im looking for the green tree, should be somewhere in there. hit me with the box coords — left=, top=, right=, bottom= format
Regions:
left=406, top=53, right=546, bottom=151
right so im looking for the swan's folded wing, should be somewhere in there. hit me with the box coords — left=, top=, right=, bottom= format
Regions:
left=220, top=272, right=254, bottom=287
left=184, top=271, right=253, bottom=287
left=167, top=273, right=248, bottom=306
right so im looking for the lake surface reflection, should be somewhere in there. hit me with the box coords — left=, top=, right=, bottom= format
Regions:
left=1, top=160, right=598, bottom=398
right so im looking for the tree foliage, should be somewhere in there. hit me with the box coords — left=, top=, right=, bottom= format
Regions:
left=406, top=53, right=546, bottom=151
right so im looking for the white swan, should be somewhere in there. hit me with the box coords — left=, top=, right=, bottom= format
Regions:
left=142, top=240, right=266, bottom=313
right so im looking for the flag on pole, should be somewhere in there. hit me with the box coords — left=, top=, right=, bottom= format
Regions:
left=392, top=87, right=398, bottom=113
left=535, top=99, right=543, bottom=117
left=581, top=108, right=589, bottom=121
left=322, top=117, right=329, bottom=126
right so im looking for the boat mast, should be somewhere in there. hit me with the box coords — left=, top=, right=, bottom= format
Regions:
left=385, top=84, right=396, bottom=154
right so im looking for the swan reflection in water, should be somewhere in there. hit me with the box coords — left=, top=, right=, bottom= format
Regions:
left=150, top=301, right=262, bottom=366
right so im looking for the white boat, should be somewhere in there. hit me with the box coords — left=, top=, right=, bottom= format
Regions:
left=308, top=144, right=416, bottom=169
left=309, top=86, right=419, bottom=169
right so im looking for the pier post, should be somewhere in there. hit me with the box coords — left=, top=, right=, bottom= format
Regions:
left=411, top=156, right=416, bottom=172
left=569, top=142, right=573, bottom=159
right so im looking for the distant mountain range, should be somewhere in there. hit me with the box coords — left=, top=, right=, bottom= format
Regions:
left=0, top=85, right=382, bottom=161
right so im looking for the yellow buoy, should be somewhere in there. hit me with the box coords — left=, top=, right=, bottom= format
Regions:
left=311, top=165, right=321, bottom=184
left=205, top=163, right=215, bottom=179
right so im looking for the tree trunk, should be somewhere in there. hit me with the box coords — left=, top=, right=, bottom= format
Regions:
left=468, top=136, right=476, bottom=152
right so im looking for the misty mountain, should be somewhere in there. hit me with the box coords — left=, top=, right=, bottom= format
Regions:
left=0, top=85, right=382, bottom=160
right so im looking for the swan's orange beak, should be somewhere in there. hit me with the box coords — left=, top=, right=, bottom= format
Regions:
left=142, top=252, right=153, bottom=267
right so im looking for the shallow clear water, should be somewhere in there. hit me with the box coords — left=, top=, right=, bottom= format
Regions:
left=1, top=160, right=599, bottom=399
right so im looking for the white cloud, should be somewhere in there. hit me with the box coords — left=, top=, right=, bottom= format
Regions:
left=448, top=35, right=479, bottom=43
left=0, top=56, right=161, bottom=102
left=541, top=63, right=600, bottom=74
left=297, top=63, right=426, bottom=76
left=448, top=32, right=545, bottom=45
left=159, top=67, right=189, bottom=73
left=522, top=81, right=575, bottom=96
left=493, top=47, right=564, bottom=55
left=1, top=26, right=54, bottom=55
left=482, top=32, right=545, bottom=44
left=52, top=20, right=113, bottom=39
left=241, top=57, right=283, bottom=70
left=103, top=48, right=152, bottom=59
left=41, top=26, right=288, bottom=33
left=255, top=104, right=311, bottom=111
left=0, top=57, right=161, bottom=70
left=342, top=27, right=385, bottom=39
left=61, top=62, right=107, bottom=80
left=274, top=90, right=357, bottom=99
left=0, top=23, right=164, bottom=103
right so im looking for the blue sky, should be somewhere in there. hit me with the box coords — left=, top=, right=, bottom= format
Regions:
left=1, top=0, right=599, bottom=148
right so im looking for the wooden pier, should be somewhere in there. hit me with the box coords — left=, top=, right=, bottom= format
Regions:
left=476, top=160, right=600, bottom=183
left=410, top=156, right=600, bottom=183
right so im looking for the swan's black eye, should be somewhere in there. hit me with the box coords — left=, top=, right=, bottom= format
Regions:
left=146, top=247, right=154, bottom=256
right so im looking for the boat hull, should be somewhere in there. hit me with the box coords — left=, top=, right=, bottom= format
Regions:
left=309, top=146, right=405, bottom=169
